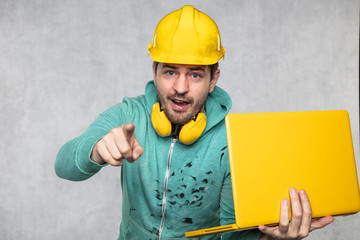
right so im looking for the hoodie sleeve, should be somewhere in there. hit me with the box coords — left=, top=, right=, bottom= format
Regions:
left=219, top=148, right=262, bottom=240
left=55, top=102, right=129, bottom=181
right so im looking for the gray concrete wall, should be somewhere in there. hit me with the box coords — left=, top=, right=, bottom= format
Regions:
left=0, top=0, right=358, bottom=239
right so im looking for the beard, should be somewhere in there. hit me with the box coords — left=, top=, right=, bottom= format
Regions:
left=157, top=89, right=208, bottom=126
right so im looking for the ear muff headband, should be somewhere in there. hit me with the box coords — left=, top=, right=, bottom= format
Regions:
left=151, top=102, right=207, bottom=145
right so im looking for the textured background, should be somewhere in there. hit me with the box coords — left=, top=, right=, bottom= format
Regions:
left=0, top=0, right=359, bottom=239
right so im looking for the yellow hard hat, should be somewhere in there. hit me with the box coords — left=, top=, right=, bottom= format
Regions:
left=148, top=5, right=225, bottom=65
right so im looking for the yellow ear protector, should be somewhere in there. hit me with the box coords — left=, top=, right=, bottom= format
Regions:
left=151, top=102, right=207, bottom=145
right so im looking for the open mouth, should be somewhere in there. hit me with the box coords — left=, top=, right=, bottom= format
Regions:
left=170, top=98, right=190, bottom=111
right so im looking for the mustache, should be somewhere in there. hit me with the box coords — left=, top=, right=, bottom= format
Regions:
left=168, top=94, right=193, bottom=102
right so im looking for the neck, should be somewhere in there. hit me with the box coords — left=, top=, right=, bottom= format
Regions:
left=171, top=124, right=182, bottom=138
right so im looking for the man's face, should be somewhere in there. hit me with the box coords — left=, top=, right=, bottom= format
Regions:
left=153, top=63, right=219, bottom=125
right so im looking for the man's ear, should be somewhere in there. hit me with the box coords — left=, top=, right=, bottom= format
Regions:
left=209, top=69, right=220, bottom=93
left=152, top=62, right=157, bottom=86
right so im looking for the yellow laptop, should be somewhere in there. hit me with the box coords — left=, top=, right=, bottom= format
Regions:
left=185, top=110, right=360, bottom=238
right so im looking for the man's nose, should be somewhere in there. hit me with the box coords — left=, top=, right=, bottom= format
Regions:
left=173, top=74, right=189, bottom=94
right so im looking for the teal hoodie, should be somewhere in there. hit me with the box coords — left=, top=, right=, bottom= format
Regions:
left=55, top=81, right=261, bottom=240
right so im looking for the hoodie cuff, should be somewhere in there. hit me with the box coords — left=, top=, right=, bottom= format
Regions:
left=76, top=137, right=106, bottom=174
left=222, top=229, right=262, bottom=240
left=245, top=229, right=263, bottom=240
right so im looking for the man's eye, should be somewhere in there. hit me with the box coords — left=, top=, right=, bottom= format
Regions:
left=167, top=71, right=175, bottom=76
left=192, top=73, right=199, bottom=78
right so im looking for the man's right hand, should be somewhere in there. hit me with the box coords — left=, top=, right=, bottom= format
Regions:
left=91, top=123, right=144, bottom=166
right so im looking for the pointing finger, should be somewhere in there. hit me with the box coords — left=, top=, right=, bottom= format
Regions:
left=123, top=123, right=136, bottom=139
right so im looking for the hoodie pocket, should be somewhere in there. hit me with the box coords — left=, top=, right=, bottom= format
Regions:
left=121, top=217, right=209, bottom=240
left=123, top=217, right=158, bottom=240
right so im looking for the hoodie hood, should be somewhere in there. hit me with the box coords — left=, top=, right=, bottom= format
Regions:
left=144, top=80, right=232, bottom=133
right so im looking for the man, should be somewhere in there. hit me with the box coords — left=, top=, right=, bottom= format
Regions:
left=55, top=5, right=333, bottom=240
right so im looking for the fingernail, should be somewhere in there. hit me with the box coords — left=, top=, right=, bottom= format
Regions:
left=282, top=199, right=288, bottom=206
left=290, top=188, right=297, bottom=195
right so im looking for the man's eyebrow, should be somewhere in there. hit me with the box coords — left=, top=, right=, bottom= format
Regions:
left=188, top=66, right=206, bottom=72
left=161, top=64, right=178, bottom=70
left=161, top=64, right=206, bottom=72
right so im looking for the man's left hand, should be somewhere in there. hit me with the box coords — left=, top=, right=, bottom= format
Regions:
left=258, top=188, right=334, bottom=240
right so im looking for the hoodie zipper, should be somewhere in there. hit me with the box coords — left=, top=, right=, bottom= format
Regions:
left=157, top=137, right=177, bottom=240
